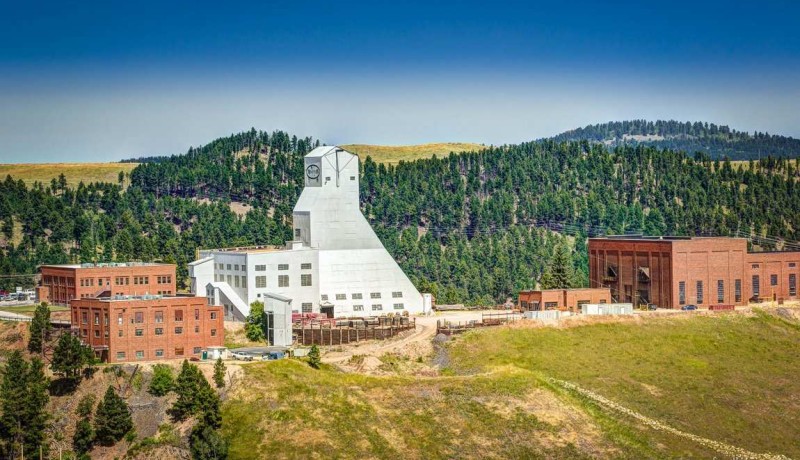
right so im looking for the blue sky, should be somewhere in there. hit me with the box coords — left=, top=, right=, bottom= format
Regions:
left=1, top=0, right=799, bottom=162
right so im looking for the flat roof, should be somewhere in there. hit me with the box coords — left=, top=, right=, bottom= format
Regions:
left=40, top=261, right=174, bottom=269
left=201, top=245, right=286, bottom=254
left=78, top=294, right=206, bottom=302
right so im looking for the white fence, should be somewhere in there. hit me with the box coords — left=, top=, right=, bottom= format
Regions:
left=523, top=310, right=573, bottom=321
left=581, top=303, right=634, bottom=316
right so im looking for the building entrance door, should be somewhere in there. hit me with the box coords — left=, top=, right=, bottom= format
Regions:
left=320, top=306, right=334, bottom=318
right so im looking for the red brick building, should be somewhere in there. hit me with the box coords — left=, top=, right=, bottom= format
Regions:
left=589, top=236, right=800, bottom=308
left=518, top=288, right=611, bottom=312
left=71, top=295, right=224, bottom=362
left=38, top=262, right=176, bottom=306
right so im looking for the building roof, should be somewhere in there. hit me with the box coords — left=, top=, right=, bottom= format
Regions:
left=81, top=293, right=208, bottom=303
left=40, top=261, right=174, bottom=269
left=305, top=145, right=352, bottom=158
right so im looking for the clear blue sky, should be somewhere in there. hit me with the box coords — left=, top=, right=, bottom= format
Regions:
left=1, top=0, right=799, bottom=162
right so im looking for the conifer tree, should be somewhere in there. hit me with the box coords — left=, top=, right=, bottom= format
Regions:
left=213, top=357, right=226, bottom=388
left=51, top=331, right=91, bottom=381
left=0, top=351, right=50, bottom=458
left=73, top=394, right=96, bottom=455
left=94, top=386, right=133, bottom=446
left=148, top=364, right=175, bottom=396
left=308, top=344, right=321, bottom=369
left=28, top=302, right=52, bottom=354
left=189, top=421, right=228, bottom=460
left=172, top=360, right=205, bottom=421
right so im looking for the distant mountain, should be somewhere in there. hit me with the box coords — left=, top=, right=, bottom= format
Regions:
left=550, top=120, right=800, bottom=160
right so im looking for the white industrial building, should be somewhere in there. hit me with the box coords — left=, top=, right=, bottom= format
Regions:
left=189, top=146, right=427, bottom=333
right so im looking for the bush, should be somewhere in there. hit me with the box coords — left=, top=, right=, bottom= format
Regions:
left=213, top=357, right=226, bottom=388
left=308, top=344, right=321, bottom=369
left=190, top=421, right=228, bottom=460
left=148, top=364, right=174, bottom=396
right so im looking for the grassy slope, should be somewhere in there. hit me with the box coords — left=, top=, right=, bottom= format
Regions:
left=0, top=304, right=70, bottom=315
left=447, top=311, right=800, bottom=458
left=221, top=360, right=649, bottom=460
left=0, top=163, right=139, bottom=187
left=341, top=143, right=486, bottom=164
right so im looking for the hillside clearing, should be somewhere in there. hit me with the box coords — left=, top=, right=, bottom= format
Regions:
left=446, top=309, right=800, bottom=458
left=0, top=162, right=139, bottom=187
left=341, top=143, right=486, bottom=164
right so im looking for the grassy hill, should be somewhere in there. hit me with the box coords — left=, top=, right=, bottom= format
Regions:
left=221, top=309, right=800, bottom=458
left=341, top=142, right=486, bottom=164
left=0, top=162, right=138, bottom=187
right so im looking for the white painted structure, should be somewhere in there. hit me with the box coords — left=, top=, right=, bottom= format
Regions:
left=581, top=303, right=634, bottom=316
left=189, top=146, right=425, bottom=322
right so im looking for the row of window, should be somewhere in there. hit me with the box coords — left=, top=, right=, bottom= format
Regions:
left=116, top=346, right=202, bottom=360
left=219, top=263, right=314, bottom=272
left=252, top=274, right=312, bottom=288
left=80, top=309, right=218, bottom=325
left=83, top=325, right=218, bottom=338
left=678, top=274, right=799, bottom=304
left=215, top=274, right=249, bottom=288
left=321, top=292, right=402, bottom=301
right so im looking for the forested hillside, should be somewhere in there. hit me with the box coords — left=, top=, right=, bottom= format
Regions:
left=2, top=128, right=800, bottom=304
left=552, top=119, right=800, bottom=160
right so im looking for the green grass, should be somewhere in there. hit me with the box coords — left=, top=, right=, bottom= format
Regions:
left=222, top=360, right=638, bottom=459
left=0, top=304, right=69, bottom=316
left=446, top=311, right=800, bottom=458
left=0, top=162, right=139, bottom=187
left=341, top=143, right=486, bottom=164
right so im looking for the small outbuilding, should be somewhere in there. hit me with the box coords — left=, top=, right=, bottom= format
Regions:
left=518, top=288, right=611, bottom=312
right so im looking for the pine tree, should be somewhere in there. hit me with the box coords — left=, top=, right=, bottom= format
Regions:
left=27, top=302, right=52, bottom=354
left=308, top=344, right=321, bottom=369
left=172, top=360, right=204, bottom=421
left=94, top=386, right=133, bottom=446
left=51, top=331, right=90, bottom=381
left=189, top=421, right=228, bottom=460
left=0, top=351, right=50, bottom=458
left=213, top=357, right=226, bottom=388
left=73, top=418, right=95, bottom=455
left=541, top=243, right=574, bottom=289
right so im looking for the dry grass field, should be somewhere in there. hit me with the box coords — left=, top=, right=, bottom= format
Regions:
left=0, top=162, right=139, bottom=187
left=341, top=143, right=487, bottom=164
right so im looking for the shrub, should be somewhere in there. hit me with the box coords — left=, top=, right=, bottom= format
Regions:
left=148, top=364, right=174, bottom=396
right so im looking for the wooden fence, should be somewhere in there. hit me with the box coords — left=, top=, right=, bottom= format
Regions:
left=293, top=316, right=415, bottom=346
left=435, top=312, right=521, bottom=336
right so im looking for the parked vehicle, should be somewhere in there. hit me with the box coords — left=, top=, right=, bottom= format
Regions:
left=231, top=351, right=253, bottom=361
left=681, top=304, right=698, bottom=311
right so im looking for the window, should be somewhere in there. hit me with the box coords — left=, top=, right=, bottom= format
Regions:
left=155, top=328, right=163, bottom=335
left=679, top=281, right=686, bottom=305
left=752, top=275, right=760, bottom=298
left=352, top=293, right=362, bottom=300
left=371, top=304, right=383, bottom=311
left=544, top=302, right=558, bottom=309
left=752, top=264, right=760, bottom=269
left=136, top=351, right=145, bottom=359
left=226, top=274, right=232, bottom=285
left=82, top=329, right=88, bottom=337
left=195, top=309, right=200, bottom=320
left=135, top=329, right=144, bottom=337
left=321, top=294, right=329, bottom=301
left=393, top=303, right=404, bottom=310
left=82, top=312, right=88, bottom=324
left=118, top=330, right=123, bottom=337
left=770, top=274, right=778, bottom=286
left=255, top=276, right=267, bottom=288
left=194, top=325, right=199, bottom=333
left=350, top=176, right=356, bottom=180
left=234, top=264, right=240, bottom=271
left=278, top=264, right=289, bottom=271
left=104, top=314, right=109, bottom=326
left=94, top=313, right=100, bottom=325
left=175, top=347, right=184, bottom=356
left=735, top=279, right=742, bottom=302
left=790, top=263, right=797, bottom=268
left=193, top=347, right=202, bottom=354
left=234, top=276, right=240, bottom=288
left=226, top=264, right=231, bottom=270
left=301, top=274, right=313, bottom=287
left=255, top=265, right=266, bottom=271
left=175, top=327, right=183, bottom=334
left=295, top=228, right=302, bottom=237
left=116, top=352, right=126, bottom=360
left=301, top=302, right=312, bottom=313
left=790, top=274, right=797, bottom=296
left=210, top=312, right=217, bottom=320
left=278, top=275, right=289, bottom=287
left=155, top=311, right=163, bottom=323
left=717, top=280, right=724, bottom=303
left=135, top=312, right=144, bottom=323
left=696, top=281, right=704, bottom=304
left=335, top=293, right=346, bottom=300
left=392, top=291, right=403, bottom=298
left=370, top=292, right=381, bottom=299
left=353, top=305, right=364, bottom=311
left=175, top=310, right=183, bottom=322
left=301, top=263, right=312, bottom=270
left=94, top=329, right=100, bottom=338
left=211, top=329, right=217, bottom=337
left=242, top=277, right=247, bottom=288
left=155, top=349, right=164, bottom=357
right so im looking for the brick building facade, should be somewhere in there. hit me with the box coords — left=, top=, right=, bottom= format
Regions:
left=38, top=262, right=176, bottom=306
left=589, top=236, right=800, bottom=308
left=518, top=288, right=611, bottom=312
left=71, top=295, right=224, bottom=363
